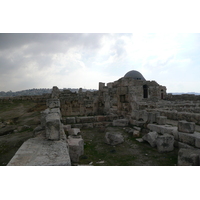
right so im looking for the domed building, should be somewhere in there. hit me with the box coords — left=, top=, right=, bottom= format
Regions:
left=124, top=70, right=146, bottom=81
left=98, top=69, right=167, bottom=115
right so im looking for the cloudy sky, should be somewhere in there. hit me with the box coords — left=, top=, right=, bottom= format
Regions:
left=0, top=33, right=200, bottom=93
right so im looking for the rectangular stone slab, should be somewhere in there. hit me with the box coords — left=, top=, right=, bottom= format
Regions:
left=7, top=136, right=71, bottom=166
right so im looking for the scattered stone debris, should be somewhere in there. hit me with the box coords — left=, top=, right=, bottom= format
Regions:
left=105, top=132, right=124, bottom=146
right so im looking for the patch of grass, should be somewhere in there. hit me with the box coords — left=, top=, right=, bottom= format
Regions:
left=78, top=127, right=178, bottom=166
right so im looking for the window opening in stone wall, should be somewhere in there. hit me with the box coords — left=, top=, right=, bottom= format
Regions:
left=161, top=89, right=164, bottom=99
left=120, top=95, right=126, bottom=103
left=143, top=85, right=148, bottom=98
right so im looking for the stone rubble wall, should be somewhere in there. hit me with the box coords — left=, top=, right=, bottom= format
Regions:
left=146, top=120, right=200, bottom=165
left=159, top=110, right=200, bottom=124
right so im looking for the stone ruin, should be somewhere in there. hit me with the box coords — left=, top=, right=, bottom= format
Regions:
left=7, top=86, right=84, bottom=166
left=6, top=70, right=200, bottom=166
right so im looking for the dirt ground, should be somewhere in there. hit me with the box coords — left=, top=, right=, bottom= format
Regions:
left=78, top=126, right=178, bottom=166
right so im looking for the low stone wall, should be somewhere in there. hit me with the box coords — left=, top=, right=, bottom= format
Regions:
left=7, top=97, right=72, bottom=166
left=159, top=110, right=200, bottom=124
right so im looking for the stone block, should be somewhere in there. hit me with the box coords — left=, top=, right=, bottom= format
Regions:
left=172, top=129, right=179, bottom=140
left=131, top=120, right=145, bottom=126
left=45, top=113, right=62, bottom=140
left=49, top=108, right=61, bottom=118
left=148, top=112, right=160, bottom=123
left=156, top=134, right=174, bottom=152
left=178, top=132, right=196, bottom=146
left=66, top=117, right=76, bottom=124
left=63, top=125, right=71, bottom=132
left=46, top=99, right=60, bottom=108
left=96, top=116, right=107, bottom=122
left=195, top=135, right=200, bottom=148
left=174, top=141, right=194, bottom=149
left=76, top=116, right=95, bottom=123
left=68, top=128, right=81, bottom=136
left=178, top=148, right=200, bottom=166
left=105, top=132, right=124, bottom=146
left=142, top=131, right=158, bottom=147
left=147, top=124, right=176, bottom=135
left=40, top=108, right=50, bottom=127
left=67, top=136, right=84, bottom=163
left=178, top=120, right=195, bottom=133
left=71, top=124, right=83, bottom=129
left=7, top=137, right=71, bottom=166
left=112, top=119, right=129, bottom=127
left=156, top=116, right=167, bottom=125
left=82, top=123, right=94, bottom=128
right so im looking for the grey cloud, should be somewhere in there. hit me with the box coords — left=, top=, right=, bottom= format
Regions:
left=113, top=39, right=127, bottom=58
left=0, top=33, right=106, bottom=53
left=0, top=33, right=108, bottom=75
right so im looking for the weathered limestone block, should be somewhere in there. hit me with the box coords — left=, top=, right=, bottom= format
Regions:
left=63, top=125, right=71, bottom=132
left=178, top=132, right=196, bottom=146
left=174, top=141, right=194, bottom=149
left=7, top=137, right=71, bottom=166
left=82, top=123, right=94, bottom=128
left=71, top=124, right=83, bottom=129
left=60, top=125, right=67, bottom=140
left=46, top=99, right=60, bottom=108
left=105, top=132, right=124, bottom=145
left=76, top=116, right=95, bottom=123
left=142, top=131, right=158, bottom=147
left=133, top=110, right=148, bottom=122
left=49, top=108, right=61, bottom=118
left=67, top=135, right=84, bottom=163
left=112, top=119, right=129, bottom=127
left=45, top=113, right=62, bottom=140
left=178, top=120, right=195, bottom=133
left=148, top=112, right=160, bottom=123
left=156, top=116, right=167, bottom=125
left=96, top=116, right=107, bottom=122
left=172, top=129, right=179, bottom=140
left=147, top=124, right=176, bottom=135
left=41, top=108, right=50, bottom=127
left=156, top=134, right=174, bottom=152
left=195, top=136, right=200, bottom=148
left=131, top=120, right=145, bottom=126
left=178, top=148, right=200, bottom=166
left=68, top=128, right=81, bottom=136
left=66, top=117, right=76, bottom=124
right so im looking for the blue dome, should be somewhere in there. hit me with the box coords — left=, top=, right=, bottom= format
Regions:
left=124, top=70, right=146, bottom=81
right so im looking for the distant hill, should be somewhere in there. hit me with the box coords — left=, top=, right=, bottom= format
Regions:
left=0, top=88, right=97, bottom=97
left=171, top=92, right=200, bottom=95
